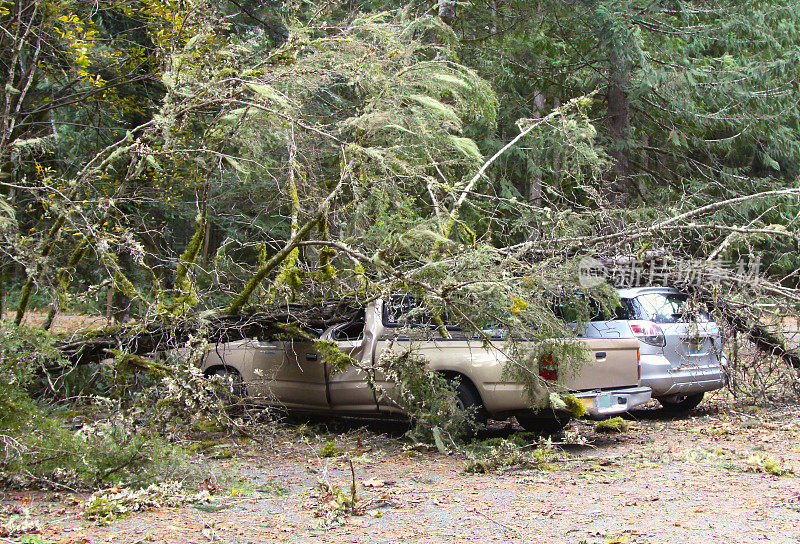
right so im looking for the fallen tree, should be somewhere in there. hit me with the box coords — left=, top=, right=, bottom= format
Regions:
left=56, top=299, right=364, bottom=366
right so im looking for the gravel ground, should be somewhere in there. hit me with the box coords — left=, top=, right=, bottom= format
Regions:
left=4, top=396, right=800, bottom=544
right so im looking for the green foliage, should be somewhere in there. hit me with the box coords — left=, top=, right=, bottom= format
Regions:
left=0, top=323, right=67, bottom=406
left=0, top=395, right=209, bottom=490
left=0, top=325, right=231, bottom=490
left=563, top=394, right=587, bottom=418
left=2, top=0, right=800, bottom=485
left=464, top=435, right=560, bottom=473
left=315, top=340, right=356, bottom=374
left=83, top=481, right=213, bottom=525
left=744, top=453, right=793, bottom=477
left=320, top=440, right=342, bottom=458
left=375, top=347, right=475, bottom=446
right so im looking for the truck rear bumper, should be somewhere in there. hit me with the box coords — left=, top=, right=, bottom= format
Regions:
left=573, top=386, right=652, bottom=417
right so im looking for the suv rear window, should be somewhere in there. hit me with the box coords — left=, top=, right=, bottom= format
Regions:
left=554, top=295, right=628, bottom=322
left=626, top=293, right=709, bottom=324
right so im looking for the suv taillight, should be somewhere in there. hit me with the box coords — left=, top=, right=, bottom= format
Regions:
left=539, top=353, right=558, bottom=381
left=630, top=321, right=666, bottom=347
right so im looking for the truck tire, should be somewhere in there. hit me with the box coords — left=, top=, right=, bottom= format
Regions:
left=657, top=392, right=704, bottom=413
left=515, top=413, right=570, bottom=436
left=207, top=366, right=246, bottom=404
left=453, top=379, right=487, bottom=437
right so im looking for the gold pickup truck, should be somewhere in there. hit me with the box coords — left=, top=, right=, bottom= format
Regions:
left=200, top=299, right=651, bottom=432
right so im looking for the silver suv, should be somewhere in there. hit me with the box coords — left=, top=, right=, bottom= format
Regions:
left=580, top=287, right=726, bottom=412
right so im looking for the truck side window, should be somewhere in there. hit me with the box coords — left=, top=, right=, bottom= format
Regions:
left=382, top=295, right=455, bottom=330
left=331, top=310, right=365, bottom=341
left=383, top=295, right=424, bottom=327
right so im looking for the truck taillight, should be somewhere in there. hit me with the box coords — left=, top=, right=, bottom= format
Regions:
left=630, top=321, right=666, bottom=347
left=540, top=354, right=557, bottom=381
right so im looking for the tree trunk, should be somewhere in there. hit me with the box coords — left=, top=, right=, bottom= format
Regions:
left=528, top=86, right=546, bottom=205
left=606, top=45, right=631, bottom=207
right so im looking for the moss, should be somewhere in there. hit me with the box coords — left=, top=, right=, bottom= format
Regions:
left=226, top=215, right=320, bottom=315
left=320, top=440, right=342, bottom=458
left=594, top=416, right=630, bottom=433
left=762, top=457, right=788, bottom=476
left=113, top=351, right=170, bottom=375
left=188, top=440, right=222, bottom=452
left=746, top=453, right=793, bottom=476
left=191, top=419, right=227, bottom=434
left=463, top=458, right=491, bottom=474
left=272, top=322, right=316, bottom=340
left=316, top=247, right=337, bottom=281
left=15, top=216, right=67, bottom=324
left=564, top=394, right=587, bottom=418
left=171, top=209, right=205, bottom=310
left=207, top=446, right=234, bottom=459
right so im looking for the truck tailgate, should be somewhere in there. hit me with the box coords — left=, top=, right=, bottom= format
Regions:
left=563, top=338, right=640, bottom=391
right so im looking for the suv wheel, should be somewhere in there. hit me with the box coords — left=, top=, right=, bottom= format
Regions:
left=657, top=392, right=704, bottom=413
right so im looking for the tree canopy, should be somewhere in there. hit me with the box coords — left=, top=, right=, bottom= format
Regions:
left=2, top=0, right=799, bottom=398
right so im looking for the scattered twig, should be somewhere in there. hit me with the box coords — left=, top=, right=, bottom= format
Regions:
left=470, top=507, right=522, bottom=534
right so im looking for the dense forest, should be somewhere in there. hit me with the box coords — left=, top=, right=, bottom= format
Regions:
left=2, top=0, right=800, bottom=488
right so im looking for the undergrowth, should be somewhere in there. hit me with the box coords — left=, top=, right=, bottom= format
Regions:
left=83, top=481, right=214, bottom=525
left=594, top=416, right=630, bottom=433
left=0, top=323, right=239, bottom=492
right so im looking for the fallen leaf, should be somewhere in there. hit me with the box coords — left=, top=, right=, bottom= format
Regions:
left=199, top=478, right=218, bottom=494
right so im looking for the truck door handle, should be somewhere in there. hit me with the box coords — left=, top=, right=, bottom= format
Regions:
left=595, top=352, right=607, bottom=359
left=306, top=353, right=318, bottom=361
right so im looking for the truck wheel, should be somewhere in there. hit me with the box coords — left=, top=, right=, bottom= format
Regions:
left=516, top=413, right=570, bottom=436
left=207, top=367, right=246, bottom=404
left=453, top=379, right=487, bottom=437
left=657, top=392, right=704, bottom=413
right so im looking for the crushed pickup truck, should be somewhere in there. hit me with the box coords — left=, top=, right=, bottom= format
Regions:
left=199, top=298, right=651, bottom=433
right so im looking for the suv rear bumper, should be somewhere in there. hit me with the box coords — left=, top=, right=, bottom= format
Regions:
left=639, top=354, right=725, bottom=397
left=573, top=386, right=652, bottom=417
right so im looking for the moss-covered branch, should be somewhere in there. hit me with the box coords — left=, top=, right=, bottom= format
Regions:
left=225, top=215, right=321, bottom=315
left=14, top=216, right=66, bottom=325
left=43, top=238, right=92, bottom=330
left=170, top=206, right=207, bottom=311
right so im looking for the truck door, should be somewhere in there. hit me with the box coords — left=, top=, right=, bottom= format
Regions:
left=326, top=309, right=381, bottom=413
left=248, top=338, right=328, bottom=409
